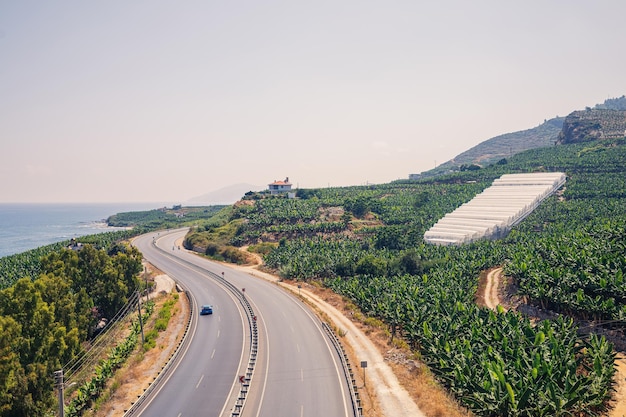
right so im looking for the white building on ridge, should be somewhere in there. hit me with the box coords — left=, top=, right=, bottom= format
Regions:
left=268, top=177, right=292, bottom=195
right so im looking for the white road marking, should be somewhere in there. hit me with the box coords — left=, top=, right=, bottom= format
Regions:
left=196, top=375, right=204, bottom=389
left=211, top=349, right=216, bottom=359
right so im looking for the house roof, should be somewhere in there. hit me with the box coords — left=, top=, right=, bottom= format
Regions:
left=269, top=177, right=291, bottom=186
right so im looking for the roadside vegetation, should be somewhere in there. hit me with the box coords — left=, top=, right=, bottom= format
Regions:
left=64, top=299, right=155, bottom=417
left=186, top=137, right=626, bottom=416
left=0, top=205, right=225, bottom=290
left=0, top=243, right=143, bottom=416
left=0, top=230, right=137, bottom=290
left=0, top=205, right=222, bottom=416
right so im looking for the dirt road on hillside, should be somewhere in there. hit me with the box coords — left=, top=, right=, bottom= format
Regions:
left=484, top=268, right=626, bottom=417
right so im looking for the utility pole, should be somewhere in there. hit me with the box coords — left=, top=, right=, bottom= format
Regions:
left=54, top=370, right=64, bottom=417
left=144, top=266, right=149, bottom=301
left=137, top=291, right=145, bottom=345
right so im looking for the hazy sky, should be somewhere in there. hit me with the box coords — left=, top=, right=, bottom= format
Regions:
left=1, top=1, right=624, bottom=203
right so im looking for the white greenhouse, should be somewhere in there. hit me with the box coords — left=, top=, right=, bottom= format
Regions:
left=424, top=172, right=566, bottom=245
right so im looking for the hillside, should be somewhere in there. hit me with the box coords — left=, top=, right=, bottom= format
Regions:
left=448, top=117, right=561, bottom=169
left=554, top=95, right=626, bottom=145
left=184, top=136, right=626, bottom=416
left=413, top=118, right=563, bottom=179
left=557, top=108, right=626, bottom=144
left=415, top=95, right=625, bottom=179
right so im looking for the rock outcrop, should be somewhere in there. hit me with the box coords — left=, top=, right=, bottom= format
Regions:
left=557, top=109, right=626, bottom=144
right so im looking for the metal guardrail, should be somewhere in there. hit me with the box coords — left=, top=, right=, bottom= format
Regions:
left=126, top=236, right=258, bottom=416
left=128, top=232, right=353, bottom=417
left=322, top=322, right=363, bottom=417
left=204, top=270, right=258, bottom=417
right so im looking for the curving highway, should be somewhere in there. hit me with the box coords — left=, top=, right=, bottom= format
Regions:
left=132, top=230, right=248, bottom=417
left=132, top=229, right=355, bottom=417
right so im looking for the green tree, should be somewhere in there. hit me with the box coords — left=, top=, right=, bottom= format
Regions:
left=42, top=244, right=141, bottom=320
left=374, top=225, right=407, bottom=250
left=392, top=249, right=424, bottom=275
left=0, top=241, right=142, bottom=415
left=355, top=255, right=387, bottom=277
left=0, top=278, right=77, bottom=416
left=344, top=196, right=371, bottom=217
left=0, top=316, right=21, bottom=415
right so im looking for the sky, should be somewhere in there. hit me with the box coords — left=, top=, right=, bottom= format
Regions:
left=1, top=1, right=625, bottom=203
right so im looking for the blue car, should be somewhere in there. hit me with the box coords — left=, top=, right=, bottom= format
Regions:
left=200, top=304, right=213, bottom=315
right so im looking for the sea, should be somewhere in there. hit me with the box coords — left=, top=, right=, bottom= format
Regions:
left=0, top=203, right=169, bottom=258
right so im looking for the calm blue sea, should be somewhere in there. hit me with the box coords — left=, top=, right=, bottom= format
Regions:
left=0, top=203, right=167, bottom=258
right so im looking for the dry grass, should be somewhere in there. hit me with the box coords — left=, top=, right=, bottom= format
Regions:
left=293, top=282, right=473, bottom=417
left=84, top=290, right=190, bottom=417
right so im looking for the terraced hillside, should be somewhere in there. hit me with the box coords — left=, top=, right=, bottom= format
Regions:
left=557, top=109, right=626, bottom=144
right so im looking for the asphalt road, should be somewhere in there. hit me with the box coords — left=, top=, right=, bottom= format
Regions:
left=133, top=230, right=247, bottom=417
left=132, top=229, right=354, bottom=417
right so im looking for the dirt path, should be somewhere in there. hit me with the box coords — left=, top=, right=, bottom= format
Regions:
left=612, top=356, right=626, bottom=417
left=484, top=267, right=504, bottom=311
left=239, top=265, right=427, bottom=417
left=483, top=268, right=626, bottom=417
left=234, top=247, right=435, bottom=417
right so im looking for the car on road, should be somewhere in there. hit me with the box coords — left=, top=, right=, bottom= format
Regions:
left=200, top=304, right=213, bottom=315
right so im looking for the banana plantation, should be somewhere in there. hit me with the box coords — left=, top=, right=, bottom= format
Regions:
left=2, top=136, right=625, bottom=415
left=227, top=138, right=626, bottom=416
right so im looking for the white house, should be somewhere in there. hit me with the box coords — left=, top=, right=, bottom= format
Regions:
left=268, top=177, right=292, bottom=195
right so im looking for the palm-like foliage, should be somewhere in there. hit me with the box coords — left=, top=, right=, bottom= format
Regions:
left=241, top=138, right=626, bottom=416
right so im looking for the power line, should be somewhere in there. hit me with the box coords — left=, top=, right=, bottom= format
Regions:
left=63, top=291, right=142, bottom=383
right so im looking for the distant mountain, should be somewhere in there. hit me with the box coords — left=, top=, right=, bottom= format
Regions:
left=187, top=183, right=265, bottom=205
left=414, top=95, right=625, bottom=179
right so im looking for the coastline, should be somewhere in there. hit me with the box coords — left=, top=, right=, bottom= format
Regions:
left=0, top=202, right=160, bottom=258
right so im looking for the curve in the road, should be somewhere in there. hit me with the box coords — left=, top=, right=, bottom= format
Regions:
left=131, top=231, right=251, bottom=417
left=132, top=229, right=357, bottom=417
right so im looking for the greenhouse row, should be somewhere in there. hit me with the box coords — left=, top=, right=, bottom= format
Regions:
left=424, top=172, right=567, bottom=245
